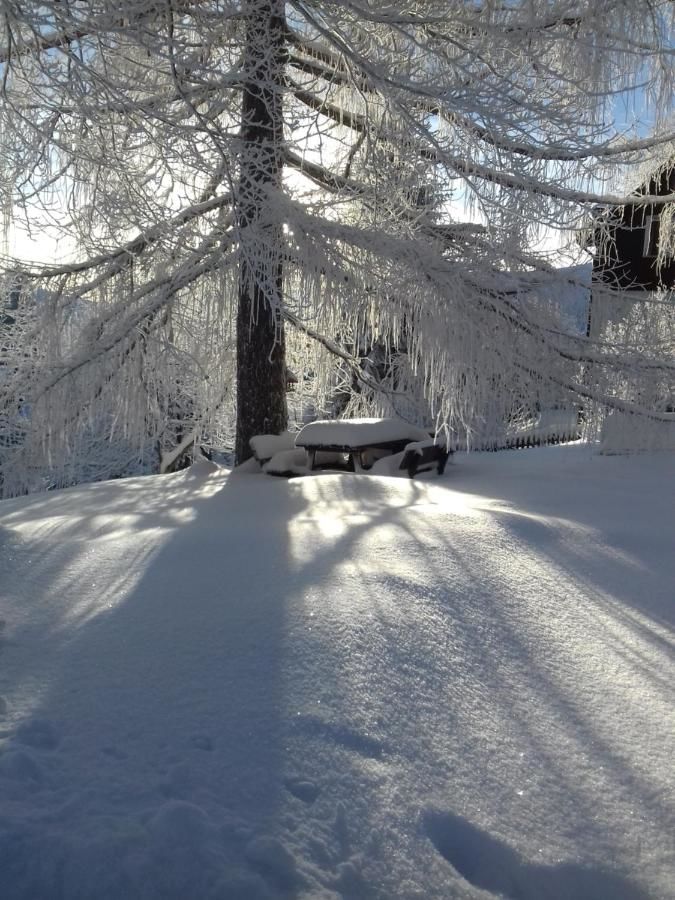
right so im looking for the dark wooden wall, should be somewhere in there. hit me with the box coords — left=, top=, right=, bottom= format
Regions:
left=592, top=165, right=675, bottom=291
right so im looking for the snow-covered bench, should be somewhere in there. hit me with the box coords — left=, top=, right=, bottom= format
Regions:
left=399, top=439, right=450, bottom=477
left=249, top=431, right=297, bottom=464
left=249, top=432, right=309, bottom=477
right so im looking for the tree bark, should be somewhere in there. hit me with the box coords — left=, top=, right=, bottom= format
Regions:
left=235, top=0, right=288, bottom=464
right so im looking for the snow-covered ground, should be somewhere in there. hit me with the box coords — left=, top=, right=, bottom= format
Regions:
left=0, top=446, right=673, bottom=900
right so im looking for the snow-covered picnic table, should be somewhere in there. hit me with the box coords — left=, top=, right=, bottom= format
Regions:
left=295, top=417, right=449, bottom=475
left=249, top=418, right=451, bottom=477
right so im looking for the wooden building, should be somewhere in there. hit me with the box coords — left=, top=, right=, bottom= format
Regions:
left=591, top=161, right=675, bottom=290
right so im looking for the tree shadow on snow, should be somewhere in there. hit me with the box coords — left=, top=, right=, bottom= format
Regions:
left=0, top=465, right=310, bottom=900
left=448, top=451, right=675, bottom=634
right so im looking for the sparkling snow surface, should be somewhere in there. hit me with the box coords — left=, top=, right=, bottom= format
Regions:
left=0, top=448, right=673, bottom=899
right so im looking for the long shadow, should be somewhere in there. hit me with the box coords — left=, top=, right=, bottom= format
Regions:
left=449, top=449, right=675, bottom=632
left=282, top=470, right=675, bottom=897
left=406, top=484, right=674, bottom=897
left=435, top=526, right=673, bottom=816
left=0, top=472, right=224, bottom=746
left=250, top=470, right=671, bottom=897
left=0, top=466, right=309, bottom=900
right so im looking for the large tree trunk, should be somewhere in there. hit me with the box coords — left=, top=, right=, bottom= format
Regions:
left=235, top=0, right=288, bottom=464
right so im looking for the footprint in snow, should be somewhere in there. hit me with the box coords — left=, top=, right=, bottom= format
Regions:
left=284, top=776, right=321, bottom=803
left=293, top=714, right=386, bottom=760
left=423, top=809, right=649, bottom=900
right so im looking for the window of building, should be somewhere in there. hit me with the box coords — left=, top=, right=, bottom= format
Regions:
left=643, top=213, right=659, bottom=257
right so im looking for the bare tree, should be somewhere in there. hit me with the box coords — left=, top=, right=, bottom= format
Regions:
left=0, top=0, right=674, bottom=493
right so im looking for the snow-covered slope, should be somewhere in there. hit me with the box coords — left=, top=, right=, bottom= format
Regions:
left=0, top=448, right=673, bottom=899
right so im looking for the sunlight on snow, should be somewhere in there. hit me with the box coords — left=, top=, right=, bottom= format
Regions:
left=286, top=473, right=484, bottom=571
left=56, top=541, right=161, bottom=633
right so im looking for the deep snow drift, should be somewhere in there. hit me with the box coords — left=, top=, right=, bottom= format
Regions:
left=0, top=446, right=673, bottom=899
